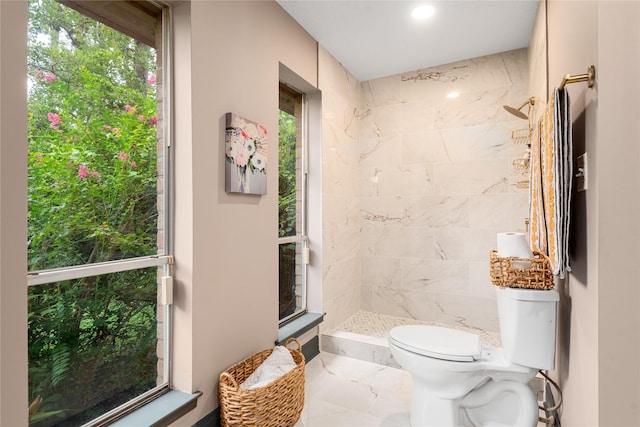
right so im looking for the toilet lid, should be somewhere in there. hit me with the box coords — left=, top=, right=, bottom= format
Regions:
left=389, top=325, right=481, bottom=362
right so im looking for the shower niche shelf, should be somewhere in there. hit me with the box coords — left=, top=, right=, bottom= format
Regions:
left=511, top=128, right=531, bottom=145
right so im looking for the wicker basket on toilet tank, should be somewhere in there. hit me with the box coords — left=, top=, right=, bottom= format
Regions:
left=218, top=337, right=305, bottom=427
left=489, top=249, right=554, bottom=290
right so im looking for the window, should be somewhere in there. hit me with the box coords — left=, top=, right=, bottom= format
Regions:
left=279, top=83, right=308, bottom=323
left=27, top=1, right=171, bottom=425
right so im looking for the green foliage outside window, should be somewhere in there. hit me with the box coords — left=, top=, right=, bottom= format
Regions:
left=278, top=110, right=297, bottom=238
left=278, top=110, right=298, bottom=319
left=27, top=0, right=160, bottom=424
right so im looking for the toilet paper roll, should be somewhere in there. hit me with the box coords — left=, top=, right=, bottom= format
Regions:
left=497, top=232, right=533, bottom=269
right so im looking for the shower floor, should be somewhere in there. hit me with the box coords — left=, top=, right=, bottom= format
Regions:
left=333, top=310, right=431, bottom=337
left=321, top=310, right=501, bottom=367
left=332, top=310, right=501, bottom=345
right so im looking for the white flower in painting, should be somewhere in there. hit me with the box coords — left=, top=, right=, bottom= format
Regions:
left=245, top=138, right=256, bottom=155
left=244, top=123, right=259, bottom=138
left=231, top=115, right=247, bottom=129
left=251, top=152, right=266, bottom=171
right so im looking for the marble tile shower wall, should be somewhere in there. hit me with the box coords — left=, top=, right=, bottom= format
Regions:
left=318, top=46, right=362, bottom=331
left=358, top=49, right=530, bottom=332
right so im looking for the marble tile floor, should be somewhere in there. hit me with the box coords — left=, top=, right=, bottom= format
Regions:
left=293, top=351, right=412, bottom=427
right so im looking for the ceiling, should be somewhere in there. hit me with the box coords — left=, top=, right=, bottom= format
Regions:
left=276, top=0, right=539, bottom=81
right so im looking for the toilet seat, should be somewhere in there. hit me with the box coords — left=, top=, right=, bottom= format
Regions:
left=389, top=325, right=481, bottom=362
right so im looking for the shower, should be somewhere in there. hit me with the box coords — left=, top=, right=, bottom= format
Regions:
left=503, top=97, right=536, bottom=120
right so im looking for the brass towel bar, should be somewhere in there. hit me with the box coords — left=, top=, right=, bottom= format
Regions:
left=559, top=65, right=596, bottom=90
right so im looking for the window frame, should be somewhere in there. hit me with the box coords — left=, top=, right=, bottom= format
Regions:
left=25, top=2, right=174, bottom=425
left=278, top=82, right=309, bottom=325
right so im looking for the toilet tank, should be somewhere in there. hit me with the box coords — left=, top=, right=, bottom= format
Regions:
left=496, top=287, right=559, bottom=371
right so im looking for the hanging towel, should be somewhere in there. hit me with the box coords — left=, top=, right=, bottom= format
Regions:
left=529, top=112, right=546, bottom=256
left=557, top=87, right=573, bottom=278
left=529, top=88, right=572, bottom=278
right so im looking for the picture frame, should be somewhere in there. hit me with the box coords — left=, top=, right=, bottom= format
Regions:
left=224, top=112, right=268, bottom=195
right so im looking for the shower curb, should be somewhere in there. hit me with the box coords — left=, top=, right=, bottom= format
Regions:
left=320, top=330, right=401, bottom=368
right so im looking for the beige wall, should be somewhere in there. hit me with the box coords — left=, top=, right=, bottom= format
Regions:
left=0, top=1, right=28, bottom=426
left=595, top=2, right=640, bottom=424
left=548, top=2, right=599, bottom=423
left=549, top=1, right=640, bottom=425
left=172, top=1, right=318, bottom=422
left=587, top=1, right=640, bottom=426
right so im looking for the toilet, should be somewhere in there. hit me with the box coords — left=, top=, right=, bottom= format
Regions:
left=389, top=286, right=559, bottom=427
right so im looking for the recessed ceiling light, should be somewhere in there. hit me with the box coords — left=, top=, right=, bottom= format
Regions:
left=447, top=91, right=460, bottom=99
left=412, top=5, right=435, bottom=20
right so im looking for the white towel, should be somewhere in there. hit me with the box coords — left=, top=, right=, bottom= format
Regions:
left=240, top=346, right=297, bottom=390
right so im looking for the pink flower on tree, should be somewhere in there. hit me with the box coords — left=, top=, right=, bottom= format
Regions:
left=148, top=75, right=156, bottom=85
left=138, top=115, right=145, bottom=122
left=149, top=116, right=158, bottom=126
left=47, top=112, right=61, bottom=130
left=131, top=162, right=137, bottom=168
left=43, top=72, right=57, bottom=83
left=118, top=151, right=129, bottom=160
left=47, top=112, right=61, bottom=125
left=78, top=164, right=90, bottom=179
left=78, top=164, right=99, bottom=179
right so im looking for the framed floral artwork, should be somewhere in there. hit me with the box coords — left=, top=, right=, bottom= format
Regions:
left=224, top=112, right=268, bottom=195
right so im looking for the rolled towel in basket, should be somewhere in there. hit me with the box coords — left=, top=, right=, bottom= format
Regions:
left=240, top=345, right=297, bottom=390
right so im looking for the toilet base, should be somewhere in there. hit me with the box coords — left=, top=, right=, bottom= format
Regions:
left=462, top=380, right=538, bottom=427
left=409, top=379, right=538, bottom=427
left=410, top=387, right=461, bottom=426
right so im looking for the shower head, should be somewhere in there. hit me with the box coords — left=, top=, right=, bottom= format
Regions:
left=503, top=104, right=529, bottom=120
left=503, top=97, right=536, bottom=120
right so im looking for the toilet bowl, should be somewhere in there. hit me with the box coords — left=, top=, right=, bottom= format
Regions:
left=389, top=326, right=538, bottom=426
left=389, top=287, right=559, bottom=427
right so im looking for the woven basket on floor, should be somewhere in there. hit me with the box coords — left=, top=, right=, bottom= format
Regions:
left=219, top=337, right=305, bottom=427
left=489, top=249, right=554, bottom=290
